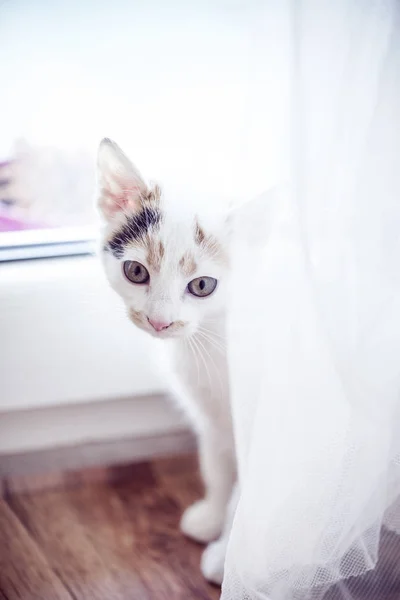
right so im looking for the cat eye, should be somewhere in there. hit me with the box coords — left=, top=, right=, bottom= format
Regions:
left=187, top=276, right=218, bottom=298
left=123, top=261, right=150, bottom=284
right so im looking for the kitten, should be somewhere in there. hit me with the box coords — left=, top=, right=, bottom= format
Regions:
left=97, top=138, right=235, bottom=584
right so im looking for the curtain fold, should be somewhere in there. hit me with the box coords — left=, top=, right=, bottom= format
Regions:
left=223, top=1, right=400, bottom=599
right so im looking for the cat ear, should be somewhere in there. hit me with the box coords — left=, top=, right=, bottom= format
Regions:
left=96, top=138, right=148, bottom=220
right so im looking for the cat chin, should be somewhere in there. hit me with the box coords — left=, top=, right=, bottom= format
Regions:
left=146, top=328, right=181, bottom=339
left=135, top=321, right=193, bottom=340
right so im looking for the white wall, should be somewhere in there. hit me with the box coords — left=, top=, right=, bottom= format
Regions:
left=0, top=256, right=164, bottom=412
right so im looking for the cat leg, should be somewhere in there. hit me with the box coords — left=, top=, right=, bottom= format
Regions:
left=201, top=483, right=239, bottom=585
left=181, top=430, right=236, bottom=543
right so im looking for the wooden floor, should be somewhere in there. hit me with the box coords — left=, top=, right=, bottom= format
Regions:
left=0, top=454, right=220, bottom=600
left=2, top=454, right=400, bottom=600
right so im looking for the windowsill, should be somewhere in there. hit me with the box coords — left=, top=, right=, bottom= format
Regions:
left=0, top=225, right=97, bottom=262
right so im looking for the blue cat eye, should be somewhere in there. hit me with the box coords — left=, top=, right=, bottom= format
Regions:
left=123, top=260, right=150, bottom=284
left=187, top=276, right=218, bottom=298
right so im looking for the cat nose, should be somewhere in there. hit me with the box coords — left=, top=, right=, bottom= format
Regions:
left=147, top=317, right=172, bottom=332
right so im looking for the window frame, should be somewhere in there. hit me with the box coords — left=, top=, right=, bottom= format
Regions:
left=0, top=225, right=97, bottom=262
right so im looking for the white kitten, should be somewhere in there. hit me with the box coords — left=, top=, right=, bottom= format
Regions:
left=97, top=138, right=235, bottom=584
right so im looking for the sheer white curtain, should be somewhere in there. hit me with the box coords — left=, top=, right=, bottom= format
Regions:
left=224, top=1, right=400, bottom=599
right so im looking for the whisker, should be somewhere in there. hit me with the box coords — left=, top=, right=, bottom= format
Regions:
left=191, top=334, right=212, bottom=391
left=199, top=324, right=226, bottom=340
left=198, top=325, right=227, bottom=346
left=193, top=333, right=224, bottom=398
left=197, top=329, right=226, bottom=354
left=186, top=336, right=200, bottom=386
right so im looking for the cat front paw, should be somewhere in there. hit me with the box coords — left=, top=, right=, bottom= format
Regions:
left=180, top=499, right=225, bottom=543
left=201, top=539, right=226, bottom=585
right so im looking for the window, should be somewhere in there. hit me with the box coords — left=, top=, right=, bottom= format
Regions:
left=1, top=0, right=263, bottom=261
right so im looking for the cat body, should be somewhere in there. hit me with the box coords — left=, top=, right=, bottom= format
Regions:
left=97, top=138, right=235, bottom=583
left=157, top=315, right=236, bottom=542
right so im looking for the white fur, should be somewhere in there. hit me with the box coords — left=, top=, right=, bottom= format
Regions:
left=97, top=138, right=235, bottom=584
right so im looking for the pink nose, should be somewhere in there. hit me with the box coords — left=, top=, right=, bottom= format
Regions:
left=147, top=318, right=172, bottom=332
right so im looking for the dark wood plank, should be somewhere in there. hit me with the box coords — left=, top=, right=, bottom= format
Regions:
left=153, top=454, right=204, bottom=509
left=0, top=498, right=72, bottom=600
left=66, top=462, right=219, bottom=599
left=151, top=457, right=220, bottom=599
left=6, top=459, right=219, bottom=600
left=3, top=458, right=159, bottom=496
left=7, top=487, right=129, bottom=600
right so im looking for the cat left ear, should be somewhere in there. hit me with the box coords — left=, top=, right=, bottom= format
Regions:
left=96, top=138, right=148, bottom=221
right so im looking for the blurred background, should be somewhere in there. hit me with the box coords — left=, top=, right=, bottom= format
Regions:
left=0, top=0, right=282, bottom=467
left=0, top=0, right=282, bottom=237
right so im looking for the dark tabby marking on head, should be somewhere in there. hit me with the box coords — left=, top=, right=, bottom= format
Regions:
left=107, top=206, right=161, bottom=258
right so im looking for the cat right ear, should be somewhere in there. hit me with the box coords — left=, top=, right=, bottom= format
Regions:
left=96, top=138, right=148, bottom=221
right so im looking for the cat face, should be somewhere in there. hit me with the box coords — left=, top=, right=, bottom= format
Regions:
left=97, top=138, right=230, bottom=339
